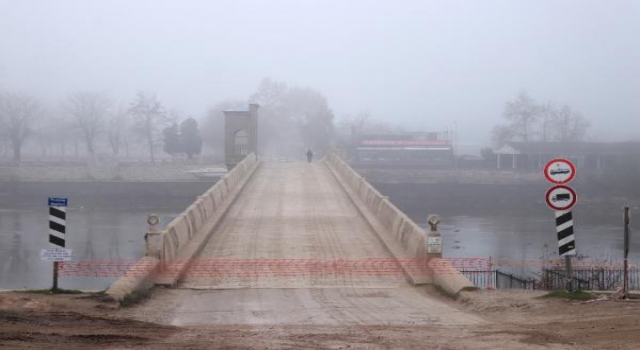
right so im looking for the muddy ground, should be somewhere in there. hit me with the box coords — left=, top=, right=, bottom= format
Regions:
left=1, top=289, right=639, bottom=350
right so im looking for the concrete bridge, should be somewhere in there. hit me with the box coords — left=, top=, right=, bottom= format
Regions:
left=107, top=154, right=477, bottom=326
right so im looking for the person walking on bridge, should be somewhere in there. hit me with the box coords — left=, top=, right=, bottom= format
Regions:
left=306, top=148, right=314, bottom=163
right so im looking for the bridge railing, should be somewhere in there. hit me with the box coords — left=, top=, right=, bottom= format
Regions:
left=326, top=154, right=428, bottom=259
left=106, top=153, right=260, bottom=300
left=325, top=153, right=475, bottom=295
left=157, top=153, right=258, bottom=263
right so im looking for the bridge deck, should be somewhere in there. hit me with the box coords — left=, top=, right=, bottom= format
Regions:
left=182, top=161, right=405, bottom=289
left=135, top=162, right=481, bottom=326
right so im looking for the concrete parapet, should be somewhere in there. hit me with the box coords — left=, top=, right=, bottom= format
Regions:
left=428, top=258, right=476, bottom=295
left=324, top=154, right=476, bottom=295
left=158, top=153, right=258, bottom=263
left=106, top=153, right=260, bottom=301
left=105, top=256, right=160, bottom=301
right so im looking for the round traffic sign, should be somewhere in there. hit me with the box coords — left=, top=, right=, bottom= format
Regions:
left=545, top=185, right=578, bottom=211
left=544, top=158, right=576, bottom=184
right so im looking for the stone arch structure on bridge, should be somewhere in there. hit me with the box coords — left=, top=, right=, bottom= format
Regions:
left=224, top=103, right=259, bottom=170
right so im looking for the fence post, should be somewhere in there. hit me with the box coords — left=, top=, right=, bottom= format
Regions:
left=623, top=206, right=630, bottom=299
left=487, top=256, right=493, bottom=289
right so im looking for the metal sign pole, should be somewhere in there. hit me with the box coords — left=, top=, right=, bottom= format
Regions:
left=565, top=255, right=574, bottom=292
left=52, top=261, right=59, bottom=291
left=623, top=206, right=630, bottom=299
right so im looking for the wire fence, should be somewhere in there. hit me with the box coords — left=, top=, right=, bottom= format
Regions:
left=463, top=267, right=640, bottom=291
left=462, top=270, right=537, bottom=290
left=540, top=267, right=640, bottom=291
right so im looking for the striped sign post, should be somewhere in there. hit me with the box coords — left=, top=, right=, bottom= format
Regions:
left=49, top=198, right=67, bottom=247
left=47, top=197, right=68, bottom=291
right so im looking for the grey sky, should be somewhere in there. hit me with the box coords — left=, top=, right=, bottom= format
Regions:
left=1, top=0, right=638, bottom=153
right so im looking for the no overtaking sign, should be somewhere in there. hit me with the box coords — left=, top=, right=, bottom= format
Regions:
left=545, top=185, right=578, bottom=212
left=544, top=158, right=576, bottom=184
left=543, top=159, right=578, bottom=211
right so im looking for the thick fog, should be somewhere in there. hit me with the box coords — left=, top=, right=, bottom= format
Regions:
left=1, top=0, right=639, bottom=154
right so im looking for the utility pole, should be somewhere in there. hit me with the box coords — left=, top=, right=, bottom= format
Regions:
left=453, top=121, right=458, bottom=169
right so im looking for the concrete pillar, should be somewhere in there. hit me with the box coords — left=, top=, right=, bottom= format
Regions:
left=145, top=214, right=162, bottom=259
left=224, top=104, right=259, bottom=170
left=497, top=153, right=501, bottom=169
left=426, top=214, right=442, bottom=259
left=512, top=154, right=517, bottom=169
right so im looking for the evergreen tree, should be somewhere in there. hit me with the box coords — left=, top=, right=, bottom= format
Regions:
left=180, top=117, right=202, bottom=160
left=162, top=123, right=181, bottom=155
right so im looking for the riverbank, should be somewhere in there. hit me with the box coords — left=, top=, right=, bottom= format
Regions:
left=0, top=181, right=213, bottom=207
left=0, top=161, right=222, bottom=182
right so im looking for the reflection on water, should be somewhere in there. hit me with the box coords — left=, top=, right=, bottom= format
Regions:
left=1, top=198, right=636, bottom=289
left=430, top=213, right=638, bottom=278
left=0, top=206, right=179, bottom=290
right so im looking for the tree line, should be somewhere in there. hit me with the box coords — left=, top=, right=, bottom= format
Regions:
left=0, top=90, right=202, bottom=162
left=491, top=91, right=591, bottom=147
left=0, top=84, right=594, bottom=164
left=0, top=79, right=338, bottom=163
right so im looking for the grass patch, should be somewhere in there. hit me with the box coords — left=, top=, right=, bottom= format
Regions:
left=119, top=289, right=152, bottom=307
left=25, top=288, right=85, bottom=295
left=539, top=290, right=596, bottom=301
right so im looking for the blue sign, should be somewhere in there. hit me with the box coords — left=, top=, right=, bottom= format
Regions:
left=48, top=197, right=68, bottom=207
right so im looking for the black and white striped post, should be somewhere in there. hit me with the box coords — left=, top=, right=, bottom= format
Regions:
left=544, top=159, right=578, bottom=292
left=556, top=211, right=576, bottom=256
left=48, top=197, right=68, bottom=290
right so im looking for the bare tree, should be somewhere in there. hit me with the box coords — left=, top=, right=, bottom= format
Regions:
left=340, top=111, right=370, bottom=135
left=539, top=102, right=556, bottom=142
left=250, top=79, right=293, bottom=156
left=551, top=104, right=590, bottom=142
left=490, top=124, right=516, bottom=147
left=286, top=86, right=335, bottom=154
left=0, top=92, right=41, bottom=162
left=491, top=94, right=591, bottom=147
left=128, top=91, right=166, bottom=163
left=502, top=91, right=542, bottom=142
left=66, top=91, right=111, bottom=155
left=33, top=114, right=55, bottom=157
left=249, top=78, right=335, bottom=157
left=107, top=106, right=129, bottom=156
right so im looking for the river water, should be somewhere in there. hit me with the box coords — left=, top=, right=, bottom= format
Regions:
left=0, top=182, right=637, bottom=290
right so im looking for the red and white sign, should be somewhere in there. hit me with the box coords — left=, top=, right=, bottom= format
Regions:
left=544, top=158, right=576, bottom=184
left=360, top=140, right=450, bottom=146
left=545, top=185, right=578, bottom=211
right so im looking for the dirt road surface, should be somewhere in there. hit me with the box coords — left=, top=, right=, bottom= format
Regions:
left=2, top=289, right=640, bottom=349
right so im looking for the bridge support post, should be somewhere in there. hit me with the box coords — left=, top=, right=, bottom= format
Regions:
left=145, top=214, right=163, bottom=259
left=426, top=214, right=443, bottom=282
left=426, top=214, right=443, bottom=259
